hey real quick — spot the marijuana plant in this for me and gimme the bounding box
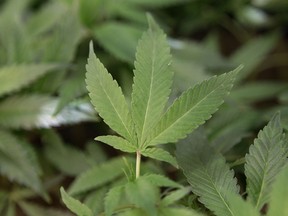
[61,16,242,216]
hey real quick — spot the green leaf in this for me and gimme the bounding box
[104,185,124,216]
[93,22,143,63]
[43,130,91,176]
[176,130,239,216]
[84,187,108,215]
[268,165,288,216]
[96,135,136,153]
[141,147,178,167]
[131,16,173,146]
[146,67,241,146]
[0,95,95,129]
[60,187,93,216]
[230,33,278,81]
[54,73,87,115]
[18,201,71,216]
[226,193,260,216]
[68,157,125,195]
[124,0,188,7]
[142,174,182,188]
[161,187,191,206]
[230,81,288,103]
[245,112,287,210]
[86,42,136,143]
[0,130,44,195]
[0,64,58,97]
[159,207,204,216]
[125,177,158,216]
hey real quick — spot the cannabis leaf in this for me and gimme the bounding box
[176,129,239,216]
[245,112,287,210]
[145,67,241,147]
[0,64,58,97]
[60,187,93,216]
[267,165,288,216]
[104,185,124,216]
[86,43,136,143]
[68,157,126,195]
[131,15,173,145]
[0,130,44,195]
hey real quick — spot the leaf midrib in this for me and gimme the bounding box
[92,64,134,143]
[139,35,157,145]
[147,80,229,145]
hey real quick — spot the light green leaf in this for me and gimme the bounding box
[86,43,136,143]
[142,174,181,188]
[230,81,288,103]
[84,187,108,215]
[268,165,288,216]
[0,95,95,129]
[159,207,204,216]
[125,177,158,216]
[161,187,191,206]
[0,130,44,195]
[93,22,142,63]
[230,33,278,81]
[0,64,58,97]
[131,16,173,145]
[18,201,71,216]
[141,147,178,167]
[226,193,260,216]
[43,130,91,176]
[104,185,124,216]
[245,112,287,210]
[124,0,188,7]
[54,73,87,115]
[96,135,136,153]
[68,157,125,195]
[176,130,239,216]
[5,203,16,216]
[60,187,93,216]
[146,67,241,146]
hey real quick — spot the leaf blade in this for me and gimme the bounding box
[131,17,173,145]
[60,187,93,216]
[86,43,136,143]
[176,130,239,216]
[147,67,240,146]
[245,112,287,210]
[141,147,178,167]
[96,135,136,153]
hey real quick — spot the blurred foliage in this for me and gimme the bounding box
[0,0,287,215]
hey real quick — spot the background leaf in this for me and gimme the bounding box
[176,129,239,216]
[245,112,287,210]
[60,187,93,216]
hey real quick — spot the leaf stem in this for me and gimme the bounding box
[136,150,141,179]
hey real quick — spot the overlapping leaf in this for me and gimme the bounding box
[86,43,136,143]
[96,135,136,153]
[60,187,93,216]
[267,165,288,216]
[176,130,239,216]
[245,113,287,210]
[131,16,173,145]
[0,64,58,97]
[0,95,95,129]
[146,67,240,146]
[0,130,43,195]
[141,147,177,167]
[68,157,126,195]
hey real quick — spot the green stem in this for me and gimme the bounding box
[136,150,141,179]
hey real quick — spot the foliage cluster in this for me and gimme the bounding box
[0,0,288,215]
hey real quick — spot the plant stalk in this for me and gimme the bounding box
[136,150,141,179]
